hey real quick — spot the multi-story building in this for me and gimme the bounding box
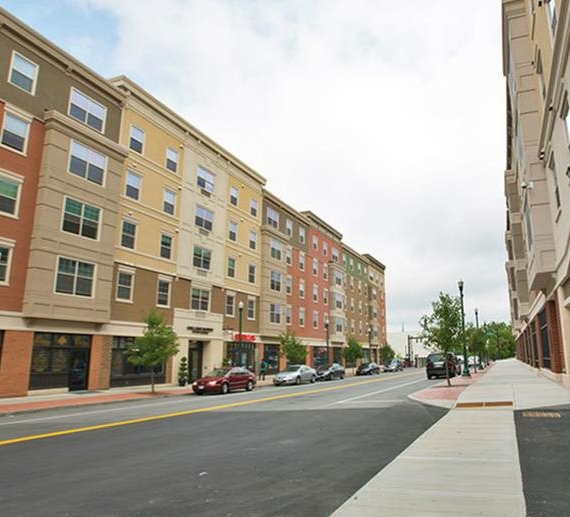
[364,253,387,360]
[502,0,570,388]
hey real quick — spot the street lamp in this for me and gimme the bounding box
[238,301,244,367]
[368,325,373,362]
[458,280,470,377]
[474,308,480,372]
[324,317,330,362]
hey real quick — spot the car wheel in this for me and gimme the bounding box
[340,373,344,380]
[328,373,333,381]
[310,375,316,383]
[196,391,204,395]
[221,383,229,394]
[246,380,254,391]
[295,376,301,385]
[427,374,431,380]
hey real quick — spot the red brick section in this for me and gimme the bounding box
[412,369,490,402]
[0,331,34,397]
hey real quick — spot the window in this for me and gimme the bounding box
[0,243,13,284]
[335,271,343,287]
[285,276,292,295]
[335,293,344,310]
[55,257,94,297]
[247,299,255,319]
[160,234,172,259]
[193,246,211,270]
[299,308,305,327]
[249,230,257,250]
[335,318,343,333]
[313,284,318,303]
[270,239,282,260]
[227,257,236,277]
[312,259,318,276]
[121,220,136,249]
[1,111,30,153]
[547,154,561,210]
[0,173,21,216]
[226,294,235,316]
[270,303,281,324]
[299,227,306,244]
[332,248,339,262]
[163,190,175,215]
[230,186,238,206]
[312,235,318,250]
[547,0,557,32]
[564,93,570,144]
[195,206,213,231]
[69,88,106,132]
[250,199,258,217]
[323,289,329,305]
[285,219,293,236]
[69,141,106,185]
[191,288,210,311]
[286,305,292,324]
[299,252,305,271]
[299,279,305,299]
[157,279,170,307]
[116,270,133,301]
[270,271,282,291]
[323,264,328,280]
[323,242,328,256]
[248,264,256,283]
[267,207,279,228]
[285,248,292,265]
[197,166,215,193]
[129,125,144,154]
[166,148,178,173]
[9,52,38,94]
[313,311,319,329]
[229,221,237,241]
[61,197,100,240]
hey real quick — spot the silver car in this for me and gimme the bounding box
[273,364,316,386]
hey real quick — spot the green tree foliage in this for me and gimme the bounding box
[483,321,515,360]
[178,356,188,386]
[419,292,462,386]
[342,336,363,371]
[279,331,307,364]
[379,343,396,364]
[127,310,179,393]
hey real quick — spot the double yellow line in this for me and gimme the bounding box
[0,374,414,446]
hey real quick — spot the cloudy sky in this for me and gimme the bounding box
[1,0,508,332]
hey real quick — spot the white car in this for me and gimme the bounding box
[273,364,316,386]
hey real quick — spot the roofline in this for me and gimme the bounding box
[300,210,343,240]
[363,253,386,271]
[263,189,312,224]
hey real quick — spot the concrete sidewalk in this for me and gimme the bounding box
[330,358,570,517]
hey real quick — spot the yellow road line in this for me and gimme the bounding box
[0,373,417,447]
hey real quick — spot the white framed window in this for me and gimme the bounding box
[61,197,100,240]
[563,93,570,144]
[230,186,238,206]
[323,242,328,256]
[227,257,236,277]
[299,252,305,271]
[313,311,319,329]
[191,288,210,311]
[197,166,215,193]
[160,233,173,259]
[193,246,211,270]
[335,317,343,333]
[299,279,305,299]
[332,248,339,262]
[69,88,106,132]
[250,199,258,217]
[229,221,237,241]
[312,235,318,250]
[163,189,175,215]
[0,239,15,285]
[121,220,137,249]
[157,278,171,307]
[285,247,292,265]
[55,256,95,297]
[286,305,292,325]
[312,258,318,276]
[323,289,329,305]
[299,227,306,244]
[323,264,328,280]
[249,230,257,250]
[129,125,144,154]
[8,51,39,94]
[299,307,305,327]
[312,284,318,303]
[267,207,279,228]
[195,206,214,232]
[335,293,343,309]
[166,148,178,173]
[270,303,281,324]
[226,294,235,316]
[0,171,23,217]
[1,110,31,154]
[285,219,293,236]
[270,271,282,291]
[270,239,282,260]
[547,0,557,32]
[285,276,292,295]
[69,140,106,186]
[124,171,142,200]
[247,298,256,320]
[116,269,134,302]
[248,263,256,283]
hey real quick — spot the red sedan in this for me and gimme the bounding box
[192,367,257,395]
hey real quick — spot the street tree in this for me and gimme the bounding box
[127,310,179,393]
[483,321,515,360]
[379,343,396,364]
[279,331,307,364]
[342,336,363,372]
[419,292,462,386]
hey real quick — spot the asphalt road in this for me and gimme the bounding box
[515,404,570,517]
[0,371,446,517]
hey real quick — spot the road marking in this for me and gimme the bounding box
[0,373,421,447]
[333,378,427,405]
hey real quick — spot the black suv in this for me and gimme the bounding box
[426,352,459,379]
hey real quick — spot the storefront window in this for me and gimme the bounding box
[110,336,165,387]
[226,342,255,370]
[312,346,329,368]
[263,344,280,374]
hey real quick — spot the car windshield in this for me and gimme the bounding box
[316,365,330,372]
[205,368,229,377]
[283,365,301,372]
[429,354,444,362]
[360,363,369,368]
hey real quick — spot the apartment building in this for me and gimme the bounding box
[502,0,570,388]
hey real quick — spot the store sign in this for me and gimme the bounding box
[187,327,213,335]
[233,333,256,342]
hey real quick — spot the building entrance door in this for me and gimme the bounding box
[68,347,89,391]
[188,342,204,382]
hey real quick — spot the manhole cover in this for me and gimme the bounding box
[522,411,561,418]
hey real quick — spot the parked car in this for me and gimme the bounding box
[355,362,381,375]
[273,365,316,386]
[315,363,345,381]
[192,367,256,395]
[426,352,459,379]
[384,359,403,372]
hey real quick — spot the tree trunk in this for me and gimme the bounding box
[445,359,451,387]
[151,370,155,393]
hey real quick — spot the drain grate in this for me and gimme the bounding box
[455,401,513,408]
[522,411,561,418]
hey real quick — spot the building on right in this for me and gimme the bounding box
[502,0,570,388]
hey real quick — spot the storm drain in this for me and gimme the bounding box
[455,401,513,408]
[521,411,561,418]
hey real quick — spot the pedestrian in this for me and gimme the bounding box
[259,359,267,380]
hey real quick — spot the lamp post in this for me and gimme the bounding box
[474,308,480,372]
[238,300,244,368]
[324,317,330,363]
[458,280,470,377]
[368,325,373,363]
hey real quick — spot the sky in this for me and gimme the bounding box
[0,0,509,333]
